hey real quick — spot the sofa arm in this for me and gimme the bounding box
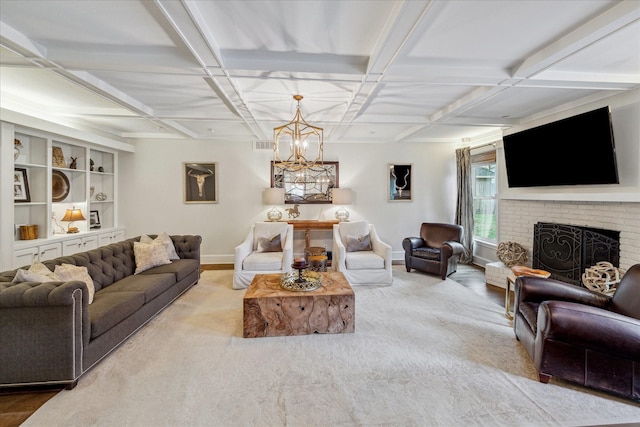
[442,240,464,258]
[402,237,424,254]
[370,227,392,267]
[171,235,202,261]
[0,280,89,307]
[516,276,610,308]
[538,300,640,361]
[0,281,89,386]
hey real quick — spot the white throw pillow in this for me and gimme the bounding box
[134,240,172,274]
[140,232,179,260]
[11,262,58,284]
[253,222,288,251]
[54,264,96,304]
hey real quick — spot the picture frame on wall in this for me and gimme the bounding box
[14,168,31,203]
[184,162,217,203]
[271,161,339,204]
[89,210,101,229]
[388,163,412,201]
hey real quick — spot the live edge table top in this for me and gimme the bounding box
[243,272,355,338]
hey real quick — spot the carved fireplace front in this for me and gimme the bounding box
[532,222,620,286]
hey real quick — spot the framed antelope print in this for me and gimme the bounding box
[388,163,412,201]
[184,162,217,203]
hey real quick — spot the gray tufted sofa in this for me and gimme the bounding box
[0,234,201,389]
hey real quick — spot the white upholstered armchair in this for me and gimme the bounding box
[332,221,392,285]
[233,222,294,289]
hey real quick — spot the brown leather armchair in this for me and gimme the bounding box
[514,263,640,402]
[402,223,464,280]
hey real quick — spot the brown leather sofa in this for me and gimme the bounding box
[402,223,464,280]
[513,263,640,401]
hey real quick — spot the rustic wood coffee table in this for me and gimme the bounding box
[243,272,355,338]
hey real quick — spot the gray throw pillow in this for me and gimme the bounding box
[257,234,282,252]
[346,234,371,252]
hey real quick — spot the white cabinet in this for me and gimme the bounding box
[98,229,126,247]
[62,235,98,256]
[13,242,62,267]
[1,121,124,270]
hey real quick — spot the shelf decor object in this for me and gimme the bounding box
[13,168,30,202]
[273,94,323,172]
[61,207,86,233]
[52,146,66,168]
[52,170,70,202]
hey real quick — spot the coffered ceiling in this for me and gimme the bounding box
[1,0,638,145]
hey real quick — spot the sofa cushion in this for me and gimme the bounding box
[89,291,145,339]
[346,234,371,252]
[243,251,283,271]
[54,264,95,304]
[253,222,288,251]
[345,251,384,270]
[257,234,282,253]
[99,273,175,303]
[139,259,199,282]
[140,232,180,260]
[11,262,57,284]
[413,247,441,261]
[339,221,369,248]
[133,240,172,274]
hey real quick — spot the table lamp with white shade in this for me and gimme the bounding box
[332,188,352,221]
[264,188,285,221]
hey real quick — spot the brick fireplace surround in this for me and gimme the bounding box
[499,200,640,273]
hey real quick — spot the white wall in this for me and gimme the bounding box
[119,140,458,264]
[496,93,640,273]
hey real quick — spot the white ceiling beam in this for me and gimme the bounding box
[154,0,269,140]
[511,1,640,79]
[2,16,201,139]
[332,1,437,140]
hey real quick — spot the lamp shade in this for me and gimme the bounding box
[332,188,352,205]
[61,208,85,222]
[264,188,285,205]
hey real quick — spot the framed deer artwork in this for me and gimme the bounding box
[388,163,412,201]
[184,162,217,203]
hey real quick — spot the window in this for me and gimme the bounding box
[471,151,497,242]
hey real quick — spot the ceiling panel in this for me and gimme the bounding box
[0,0,637,145]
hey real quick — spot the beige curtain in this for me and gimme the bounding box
[455,147,474,264]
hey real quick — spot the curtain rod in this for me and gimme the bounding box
[469,141,497,151]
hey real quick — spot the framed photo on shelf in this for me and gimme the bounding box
[388,163,412,202]
[89,210,101,229]
[14,168,31,202]
[184,162,217,203]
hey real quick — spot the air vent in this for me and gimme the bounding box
[254,140,273,151]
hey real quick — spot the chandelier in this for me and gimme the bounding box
[273,95,323,171]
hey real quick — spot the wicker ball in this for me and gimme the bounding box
[582,262,620,296]
[496,241,528,267]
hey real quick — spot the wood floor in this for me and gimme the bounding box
[0,263,499,427]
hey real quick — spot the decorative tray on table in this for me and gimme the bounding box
[280,258,322,291]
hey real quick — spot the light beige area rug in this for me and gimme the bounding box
[24,267,640,426]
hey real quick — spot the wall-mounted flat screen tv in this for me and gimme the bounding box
[503,106,619,188]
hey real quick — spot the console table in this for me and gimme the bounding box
[287,219,339,247]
